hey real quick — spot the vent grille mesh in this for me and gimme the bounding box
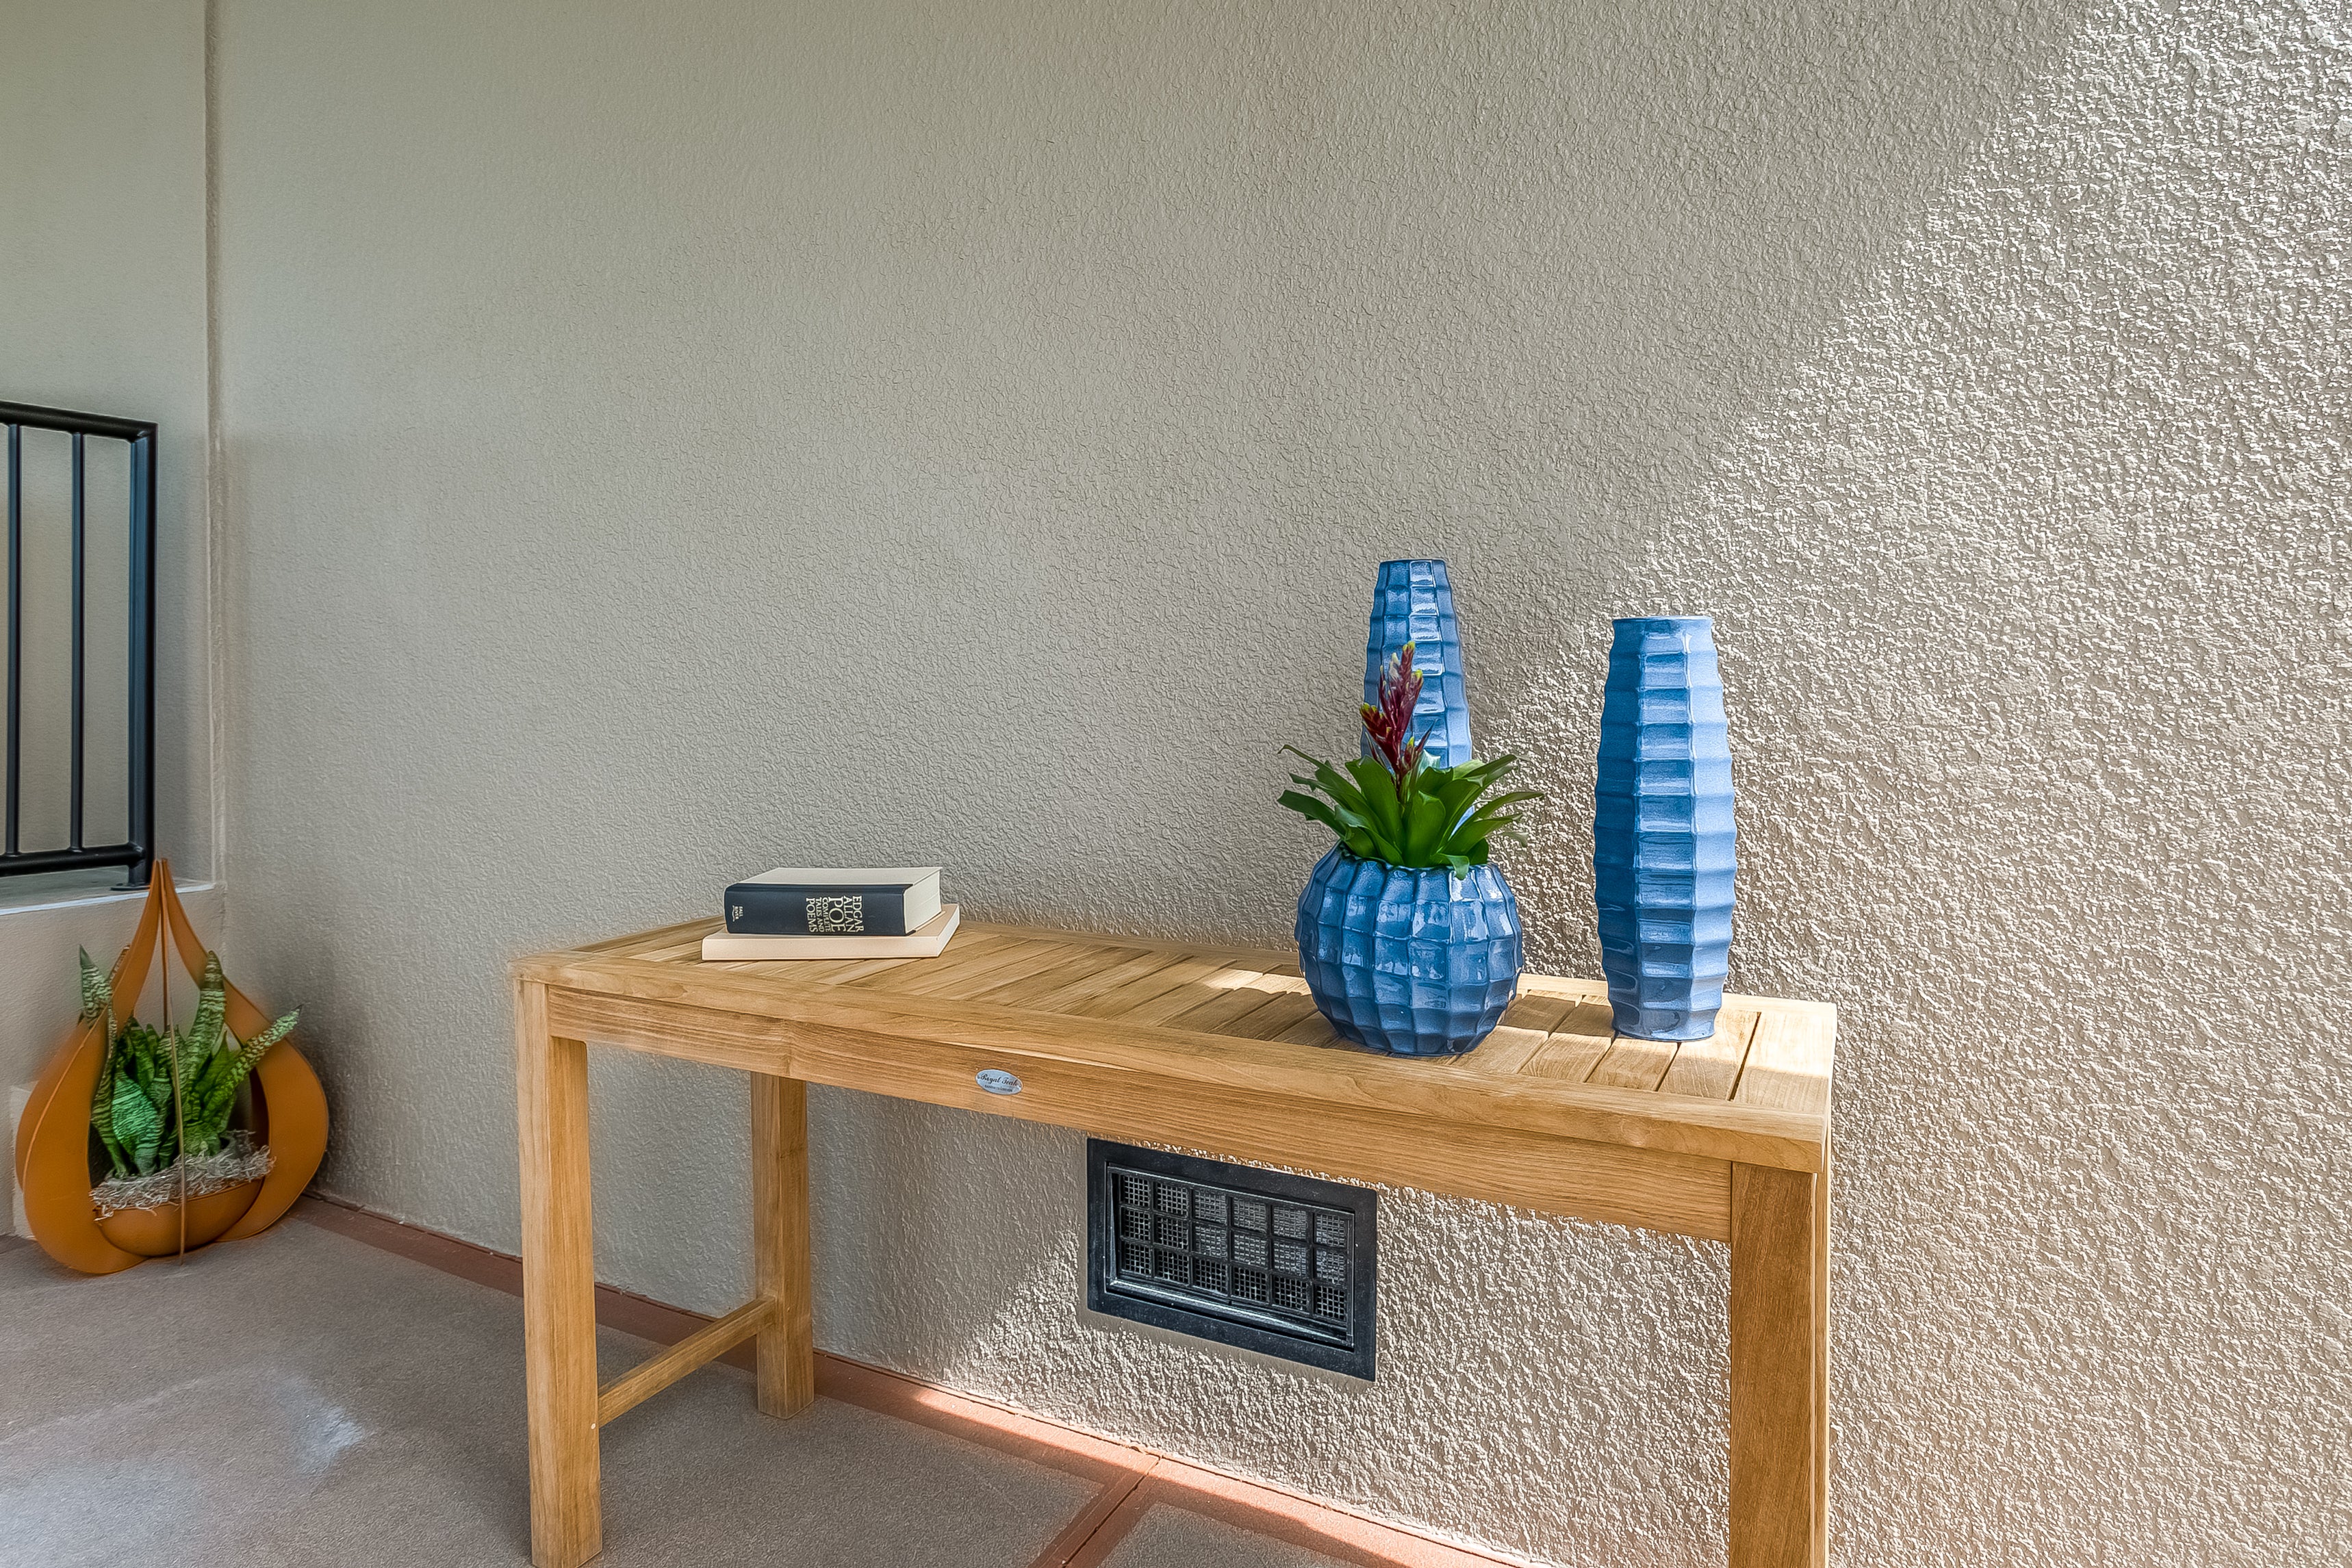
[1109,1165,1353,1328]
[1087,1140,1377,1378]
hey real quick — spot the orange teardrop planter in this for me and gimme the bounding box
[11,862,328,1274]
[95,1177,266,1257]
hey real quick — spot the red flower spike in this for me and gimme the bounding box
[1360,643,1427,791]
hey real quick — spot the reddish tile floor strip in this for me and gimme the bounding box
[1025,1465,1151,1568]
[1085,1469,1518,1568]
[288,1195,1524,1568]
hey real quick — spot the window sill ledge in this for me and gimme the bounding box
[0,873,216,919]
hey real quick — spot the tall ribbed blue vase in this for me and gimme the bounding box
[1593,616,1736,1041]
[1293,559,1518,1056]
[1364,560,1472,769]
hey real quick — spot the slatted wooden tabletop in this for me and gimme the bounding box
[626,920,1826,1083]
[517,917,1834,1242]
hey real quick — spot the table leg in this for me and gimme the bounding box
[752,1073,815,1417]
[1729,1161,1824,1568]
[1814,1144,1832,1558]
[517,981,602,1568]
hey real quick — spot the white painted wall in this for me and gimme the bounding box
[0,0,217,1229]
[202,0,2352,1562]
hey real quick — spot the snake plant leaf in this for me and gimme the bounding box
[190,1040,242,1116]
[119,1021,157,1092]
[90,1052,130,1178]
[240,1010,298,1062]
[187,1010,301,1155]
[123,1044,163,1111]
[77,948,111,1024]
[186,1057,235,1154]
[141,1044,175,1111]
[175,1024,210,1098]
[123,1024,183,1170]
[111,1076,164,1175]
[187,953,228,1062]
[188,1045,231,1103]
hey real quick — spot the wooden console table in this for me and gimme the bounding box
[513,918,1835,1568]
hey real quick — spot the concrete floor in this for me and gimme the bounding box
[1100,1509,1353,1568]
[0,1221,1365,1568]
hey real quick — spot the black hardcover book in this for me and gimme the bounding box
[722,868,942,937]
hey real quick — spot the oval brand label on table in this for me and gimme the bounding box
[975,1068,1022,1096]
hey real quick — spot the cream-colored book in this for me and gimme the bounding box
[700,903,960,961]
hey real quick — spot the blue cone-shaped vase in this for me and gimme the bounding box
[1593,616,1736,1041]
[1295,847,1522,1056]
[1364,560,1472,769]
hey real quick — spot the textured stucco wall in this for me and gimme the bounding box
[0,0,216,1228]
[209,1,2349,1563]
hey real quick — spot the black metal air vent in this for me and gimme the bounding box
[1086,1140,1376,1380]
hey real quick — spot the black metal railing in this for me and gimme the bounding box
[1,400,155,886]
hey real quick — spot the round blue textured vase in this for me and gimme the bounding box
[1294,848,1522,1057]
[1593,615,1737,1041]
[1363,559,1474,769]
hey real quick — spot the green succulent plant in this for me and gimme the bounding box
[1279,643,1543,873]
[81,949,297,1179]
